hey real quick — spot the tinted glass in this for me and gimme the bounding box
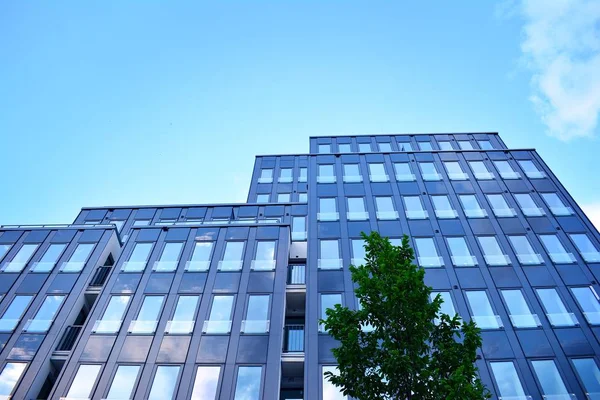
[234,366,262,400]
[191,366,221,400]
[106,365,140,399]
[66,364,102,398]
[148,366,180,400]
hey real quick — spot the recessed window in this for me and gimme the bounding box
[93,295,131,333]
[318,240,341,270]
[569,234,600,263]
[444,161,468,180]
[122,242,153,272]
[477,236,510,266]
[531,360,572,399]
[234,366,262,400]
[431,195,458,219]
[258,169,273,184]
[540,193,573,216]
[278,168,293,183]
[490,362,527,399]
[378,142,392,152]
[347,197,368,221]
[318,198,339,221]
[351,239,366,266]
[514,193,545,217]
[414,238,443,267]
[486,194,516,217]
[277,193,291,203]
[186,241,214,271]
[368,163,388,182]
[571,287,600,325]
[166,296,199,334]
[446,237,477,266]
[298,193,308,203]
[419,162,441,181]
[292,216,307,241]
[358,143,371,152]
[459,195,487,218]
[252,241,276,271]
[2,244,39,273]
[493,161,520,179]
[320,294,342,332]
[419,141,433,151]
[318,144,331,154]
[536,288,577,327]
[518,160,546,179]
[105,365,140,400]
[0,362,27,398]
[322,366,346,399]
[500,289,540,328]
[438,141,453,150]
[458,140,474,150]
[242,295,270,333]
[204,295,234,334]
[219,242,245,271]
[468,161,494,180]
[31,244,66,272]
[148,365,180,400]
[375,197,398,220]
[477,140,494,150]
[338,143,351,153]
[298,167,307,182]
[539,234,576,264]
[508,236,543,265]
[393,162,415,181]
[191,366,221,400]
[397,141,413,151]
[24,295,65,333]
[65,364,102,399]
[317,165,336,183]
[403,196,428,219]
[129,296,164,334]
[465,291,502,329]
[572,358,600,396]
[430,292,456,323]
[343,164,362,183]
[0,295,33,332]
[153,242,184,272]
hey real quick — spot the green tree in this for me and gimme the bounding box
[321,232,491,400]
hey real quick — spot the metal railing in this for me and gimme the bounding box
[56,325,82,351]
[89,266,112,287]
[284,325,304,352]
[287,265,305,285]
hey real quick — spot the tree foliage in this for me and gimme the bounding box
[320,232,491,400]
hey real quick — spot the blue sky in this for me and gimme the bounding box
[0,1,599,226]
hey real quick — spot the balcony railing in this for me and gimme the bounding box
[56,325,83,351]
[284,325,304,352]
[89,266,111,287]
[288,265,305,285]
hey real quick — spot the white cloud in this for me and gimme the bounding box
[511,0,600,140]
[582,202,600,231]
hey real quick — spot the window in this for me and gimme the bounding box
[465,291,502,329]
[219,241,245,271]
[25,295,65,332]
[430,292,457,323]
[438,141,453,150]
[299,167,307,182]
[105,365,140,400]
[186,241,214,271]
[531,360,572,398]
[343,164,362,182]
[166,295,199,334]
[0,244,11,262]
[2,244,38,272]
[494,160,520,179]
[338,143,351,153]
[133,219,150,226]
[459,194,487,218]
[277,193,290,203]
[458,140,474,150]
[153,242,184,272]
[256,194,269,203]
[419,141,433,151]
[279,168,293,183]
[323,366,346,400]
[378,142,391,152]
[468,161,494,180]
[518,160,545,179]
[572,358,600,396]
[431,195,457,219]
[368,163,388,182]
[358,143,371,152]
[393,162,415,181]
[539,234,576,264]
[122,242,153,272]
[501,289,540,328]
[446,237,477,266]
[298,193,308,203]
[242,295,270,333]
[318,144,330,154]
[351,239,366,266]
[110,219,125,232]
[0,362,27,398]
[0,295,33,332]
[61,243,95,272]
[478,140,494,150]
[292,216,307,241]
[317,164,335,183]
[514,193,545,217]
[65,364,102,399]
[477,236,510,266]
[570,234,600,262]
[93,295,131,333]
[444,161,468,180]
[419,162,441,181]
[204,295,234,334]
[486,194,516,217]
[540,193,573,216]
[403,196,428,219]
[571,287,600,325]
[318,198,339,221]
[234,366,262,400]
[414,238,443,267]
[346,197,368,220]
[397,141,413,151]
[31,243,66,272]
[508,236,543,265]
[252,241,276,270]
[129,296,164,334]
[536,288,577,327]
[490,362,527,399]
[319,240,341,269]
[320,294,342,332]
[375,197,398,220]
[156,218,176,226]
[191,366,221,400]
[148,365,180,400]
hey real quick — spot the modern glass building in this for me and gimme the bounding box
[1,132,600,399]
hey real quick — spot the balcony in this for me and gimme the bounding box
[202,320,232,334]
[405,210,428,219]
[484,254,511,266]
[376,211,399,220]
[287,265,305,286]
[435,209,458,219]
[509,314,542,328]
[241,320,270,334]
[546,312,578,327]
[583,312,600,325]
[89,266,112,287]
[30,261,56,273]
[499,171,521,180]
[548,252,576,264]
[217,260,243,271]
[343,175,362,183]
[471,315,503,329]
[1,262,26,273]
[582,252,600,263]
[152,260,178,272]
[464,208,488,218]
[521,207,545,217]
[251,259,276,271]
[317,212,339,222]
[23,319,53,333]
[550,206,573,216]
[448,172,469,180]
[318,259,343,270]
[516,253,544,265]
[92,320,122,334]
[524,171,546,179]
[417,256,444,268]
[474,172,494,180]
[369,174,389,183]
[165,320,195,334]
[60,261,85,273]
[56,325,82,351]
[257,177,273,184]
[128,320,158,334]
[493,208,517,217]
[422,172,442,181]
[396,173,416,182]
[120,261,147,272]
[0,319,19,332]
[347,211,369,221]
[451,255,478,267]
[184,260,210,272]
[317,176,336,184]
[284,325,304,353]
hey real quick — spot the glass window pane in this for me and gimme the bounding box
[321,294,342,319]
[260,169,273,179]
[404,196,424,212]
[191,242,213,262]
[531,360,570,396]
[0,244,11,262]
[508,236,541,264]
[320,198,337,213]
[69,243,94,262]
[477,236,503,256]
[209,296,234,321]
[0,362,27,396]
[490,362,526,398]
[438,141,453,150]
[466,291,494,316]
[191,366,221,400]
[3,244,38,272]
[347,198,365,213]
[419,142,433,151]
[494,161,519,178]
[419,162,439,180]
[431,292,456,317]
[256,194,269,203]
[572,287,600,324]
[292,217,306,233]
[394,162,414,180]
[478,140,493,150]
[28,295,65,331]
[397,141,412,151]
[358,143,371,152]
[518,160,544,178]
[173,296,199,321]
[571,234,600,259]
[338,143,351,153]
[323,366,346,400]
[160,242,183,261]
[572,358,600,395]
[148,366,180,400]
[432,196,452,210]
[234,366,262,400]
[537,288,572,326]
[255,242,275,260]
[487,194,509,210]
[458,140,474,150]
[444,161,466,179]
[343,164,360,177]
[415,238,439,257]
[368,163,385,176]
[39,244,67,264]
[102,296,131,321]
[246,295,269,321]
[299,168,307,181]
[136,296,164,321]
[298,193,308,203]
[223,242,244,261]
[318,165,334,177]
[106,365,140,399]
[318,144,331,154]
[540,235,568,254]
[320,240,339,259]
[0,295,33,330]
[378,142,391,152]
[66,364,102,398]
[129,243,153,262]
[351,240,366,265]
